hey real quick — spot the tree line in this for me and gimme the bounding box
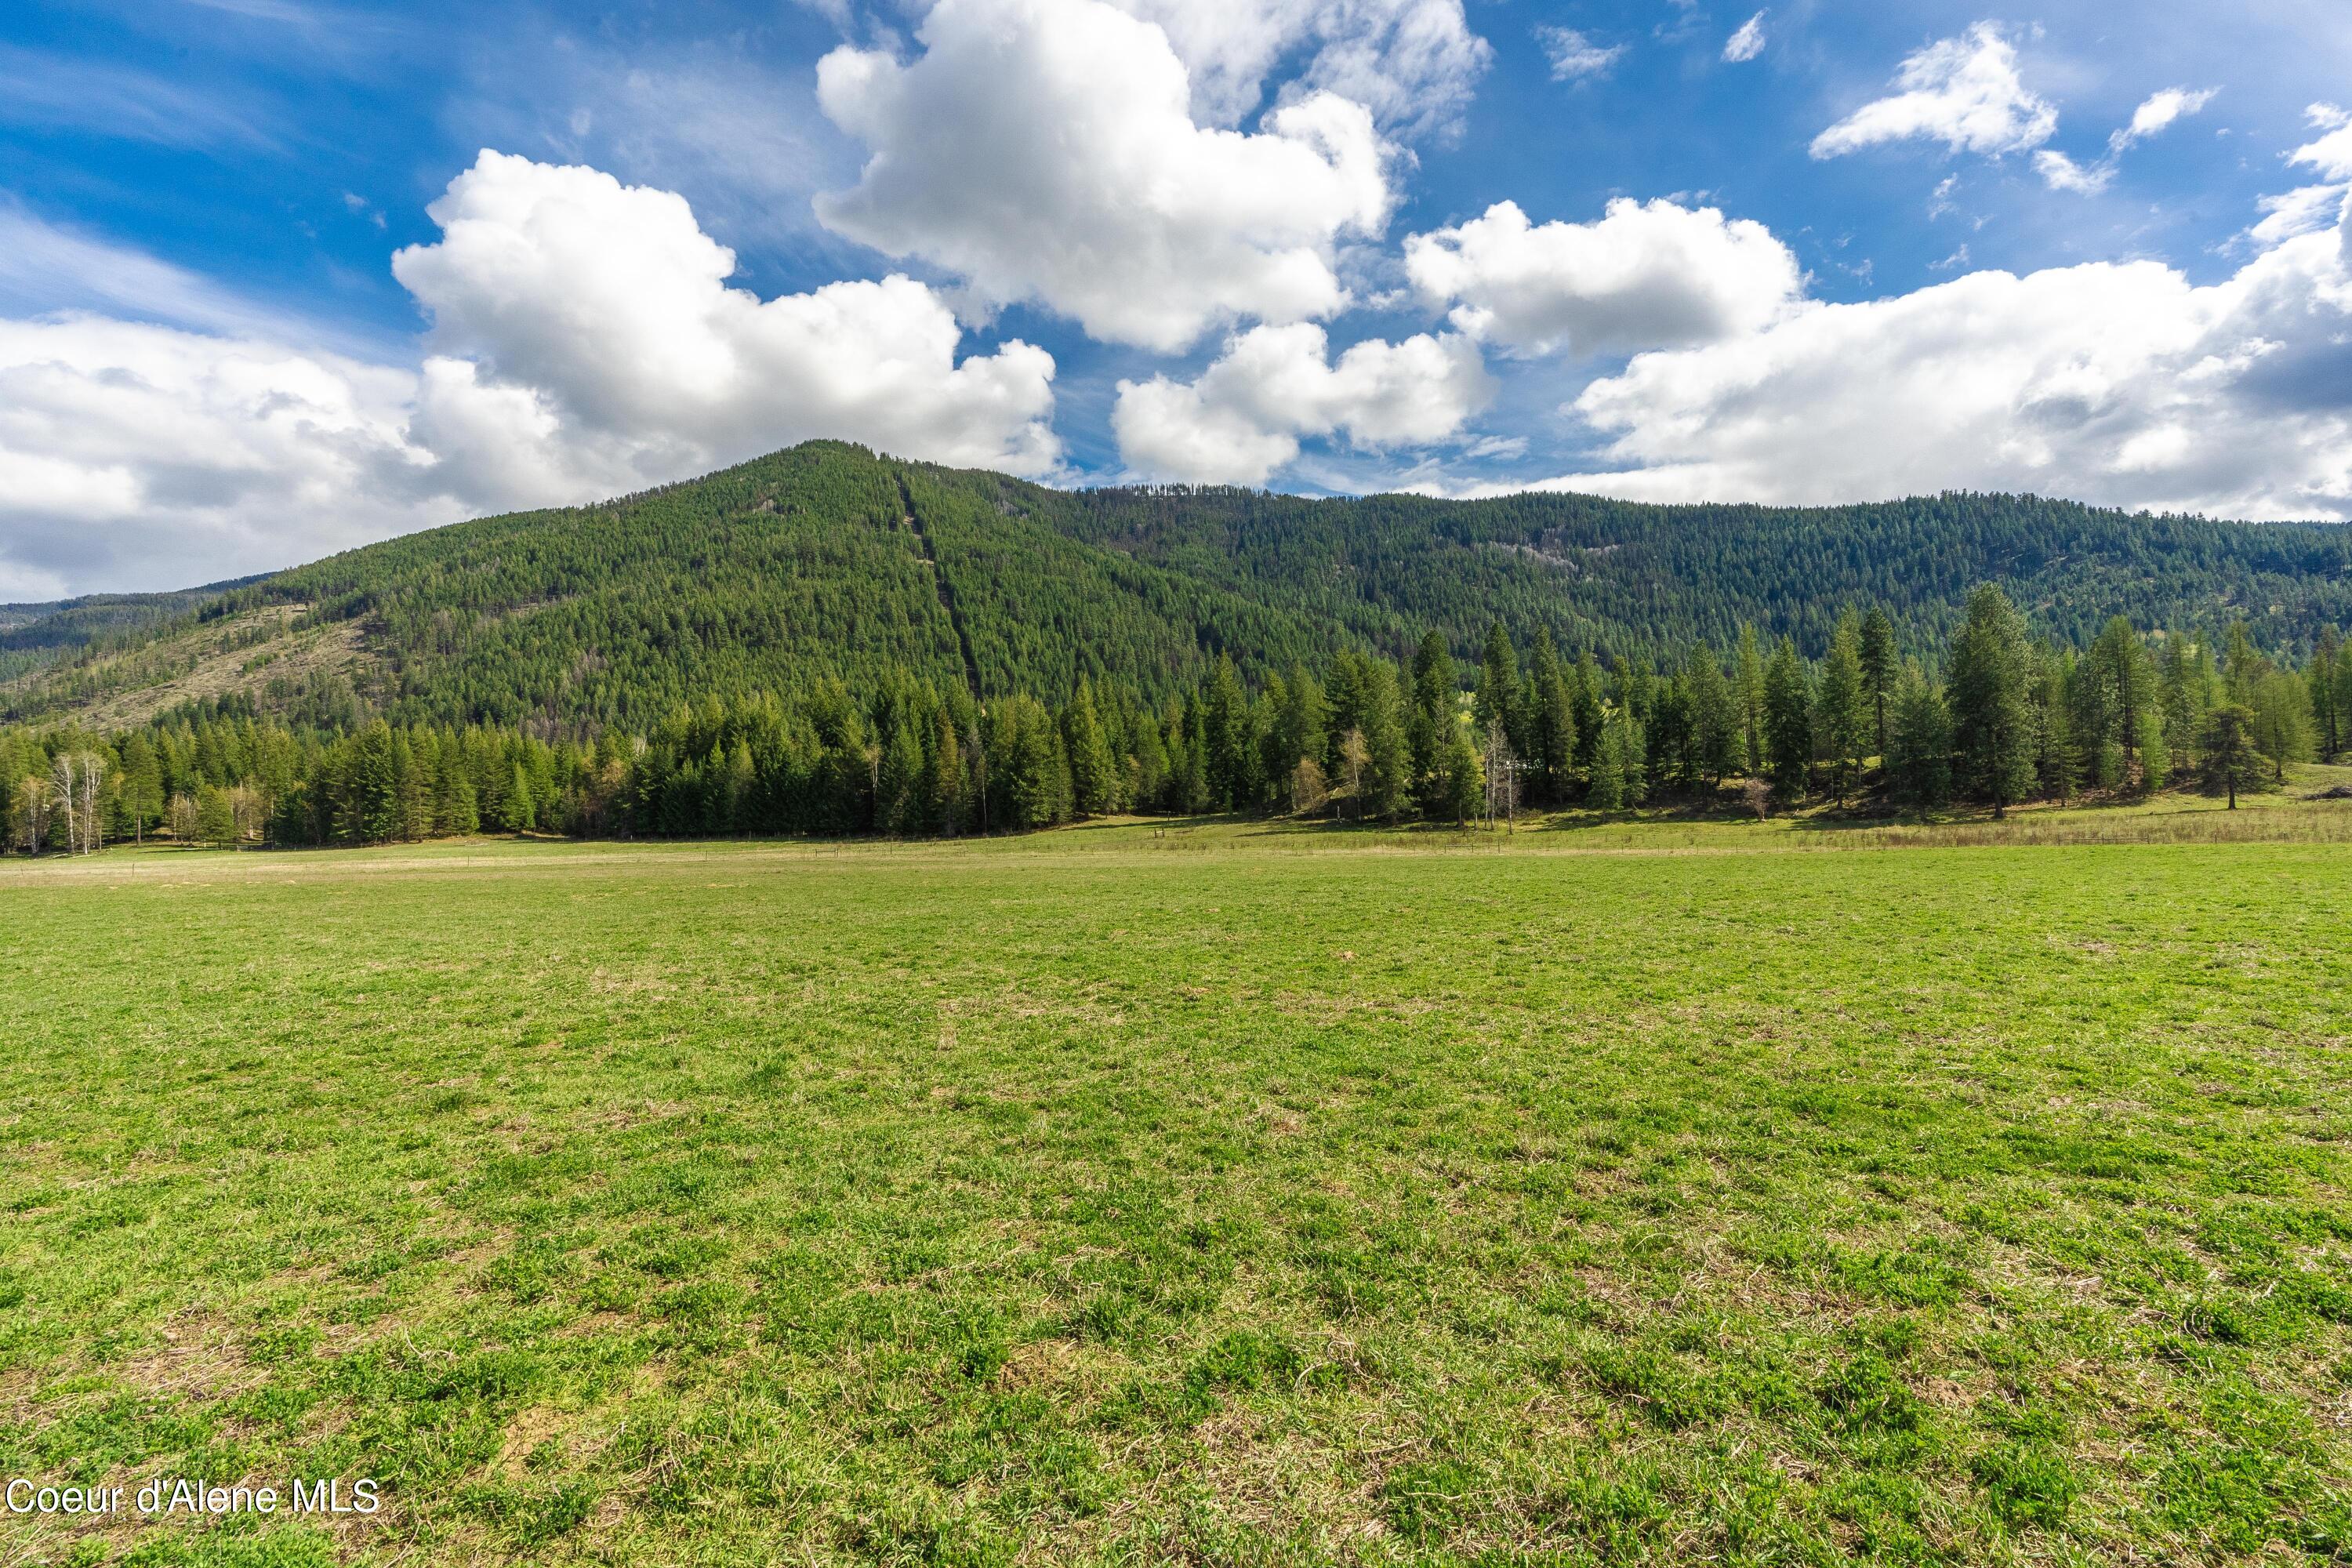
[5,586,2347,853]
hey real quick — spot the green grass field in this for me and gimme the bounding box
[2,815,2349,1565]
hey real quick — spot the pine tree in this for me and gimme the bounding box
[2198,704,2267,808]
[1203,655,1251,811]
[1814,612,1868,805]
[1587,716,1628,811]
[1947,584,2037,817]
[506,763,538,833]
[196,784,238,848]
[927,710,967,833]
[1360,661,1413,820]
[1063,680,1118,817]
[2310,626,2343,760]
[1408,632,1454,804]
[2158,633,2209,778]
[118,731,163,844]
[1474,623,1519,750]
[1858,607,1897,764]
[1571,650,1606,779]
[2089,616,2161,793]
[1526,631,1575,803]
[2336,638,2352,762]
[1762,637,1813,803]
[1267,666,1327,800]
[2223,621,2265,703]
[2033,658,2081,804]
[1685,651,1738,790]
[877,718,924,834]
[434,746,480,835]
[2248,671,2314,782]
[1436,720,1484,825]
[1886,669,1953,810]
[1733,623,1767,777]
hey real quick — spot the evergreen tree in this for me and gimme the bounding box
[2032,655,2081,804]
[1886,669,1953,811]
[1733,622,1767,777]
[1436,720,1484,825]
[2337,637,2352,761]
[927,710,968,833]
[1407,632,1454,806]
[1359,660,1413,819]
[1858,606,1897,763]
[434,746,480,835]
[1526,631,1575,803]
[1947,584,2037,817]
[1266,667,1327,802]
[1685,651,1738,790]
[2248,671,2315,783]
[2158,632,2210,778]
[1570,650,1606,780]
[1062,680,1118,817]
[1474,623,1520,753]
[1201,655,1250,810]
[1587,717,1628,812]
[878,718,925,834]
[2198,704,2267,808]
[1762,637,1813,803]
[506,763,538,833]
[1814,612,1868,804]
[2088,616,2161,793]
[2223,621,2265,702]
[2309,626,2343,760]
[118,731,163,844]
[196,784,238,848]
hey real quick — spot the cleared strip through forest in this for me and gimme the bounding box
[898,470,984,700]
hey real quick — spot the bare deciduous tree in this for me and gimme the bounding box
[167,793,199,845]
[16,775,54,854]
[1338,728,1370,820]
[1482,720,1519,832]
[50,752,106,855]
[1290,757,1330,816]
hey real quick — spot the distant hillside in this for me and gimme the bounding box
[5,441,2348,731]
[0,580,260,688]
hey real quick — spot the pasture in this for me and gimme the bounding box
[2,818,2347,1564]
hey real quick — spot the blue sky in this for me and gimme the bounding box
[5,0,2352,594]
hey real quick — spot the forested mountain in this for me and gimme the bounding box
[0,579,261,687]
[5,438,2349,733]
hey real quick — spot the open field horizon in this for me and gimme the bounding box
[4,818,2348,1565]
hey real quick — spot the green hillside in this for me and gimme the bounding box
[5,439,2348,731]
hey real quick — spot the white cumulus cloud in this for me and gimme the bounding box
[1528,229,2352,521]
[1403,198,1804,357]
[1,153,1062,595]
[813,0,1394,353]
[1114,322,1490,485]
[2293,103,2352,180]
[0,314,452,596]
[1722,12,1766,64]
[394,151,1061,497]
[1106,0,1490,140]
[1812,24,2056,160]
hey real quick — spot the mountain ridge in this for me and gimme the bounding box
[6,440,2349,732]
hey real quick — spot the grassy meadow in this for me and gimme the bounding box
[2,806,2349,1565]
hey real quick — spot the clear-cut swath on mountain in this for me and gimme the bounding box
[5,440,2348,733]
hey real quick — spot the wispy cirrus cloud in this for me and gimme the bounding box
[1536,25,1625,83]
